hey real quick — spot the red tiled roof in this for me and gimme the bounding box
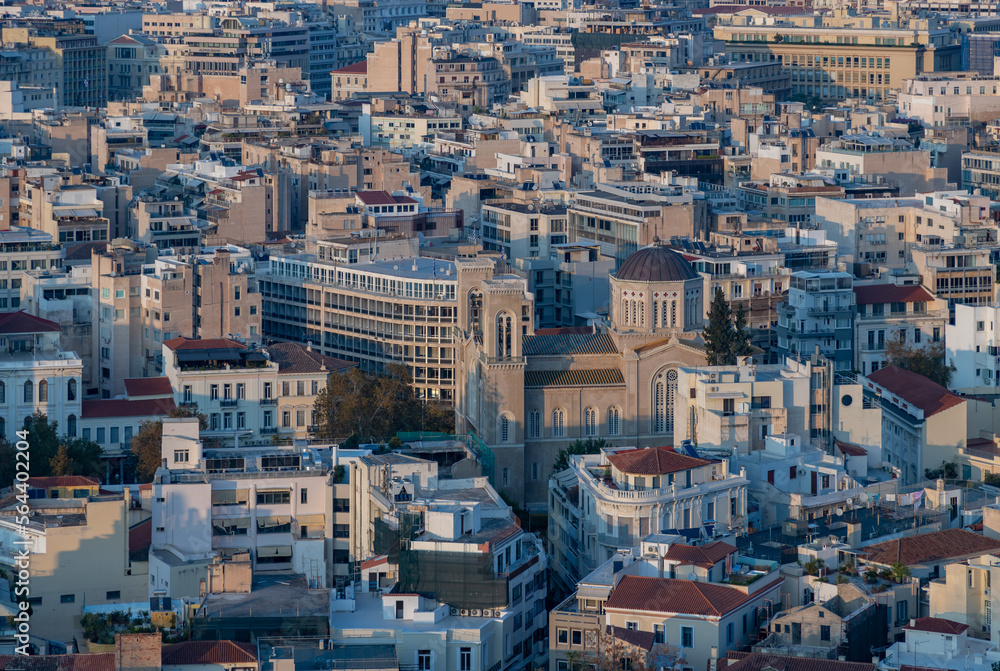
[360,554,389,570]
[0,653,115,671]
[867,366,964,418]
[663,540,737,568]
[853,284,935,305]
[903,617,968,635]
[533,326,595,336]
[607,625,655,651]
[719,652,875,671]
[129,518,151,557]
[28,476,99,489]
[836,440,868,458]
[394,195,418,204]
[124,377,174,398]
[607,446,710,476]
[163,336,246,351]
[161,641,257,666]
[267,342,356,375]
[604,575,775,617]
[0,310,60,334]
[355,191,397,206]
[82,398,177,419]
[333,61,367,74]
[862,528,1000,566]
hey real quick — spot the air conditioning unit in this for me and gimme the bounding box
[460,609,470,617]
[986,588,991,596]
[709,373,717,382]
[450,607,459,616]
[798,467,807,476]
[471,609,482,617]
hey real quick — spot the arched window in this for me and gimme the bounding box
[500,414,512,443]
[67,379,77,402]
[469,289,483,335]
[528,410,540,438]
[622,298,628,325]
[639,301,645,327]
[653,380,665,433]
[38,379,48,403]
[608,406,621,436]
[552,408,565,438]
[496,311,513,358]
[23,381,33,404]
[670,300,677,327]
[666,369,678,432]
[67,414,77,438]
[585,407,598,436]
[631,301,637,326]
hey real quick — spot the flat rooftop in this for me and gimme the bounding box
[200,574,330,619]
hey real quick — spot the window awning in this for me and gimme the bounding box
[211,489,249,505]
[214,518,250,529]
[219,547,251,557]
[257,545,292,558]
[296,514,325,525]
[257,487,291,494]
[257,516,291,526]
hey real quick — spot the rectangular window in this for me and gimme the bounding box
[821,625,831,641]
[106,590,121,600]
[301,489,308,504]
[60,594,75,604]
[256,490,290,505]
[681,626,694,648]
[460,648,472,671]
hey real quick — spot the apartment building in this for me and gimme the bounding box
[1,28,108,108]
[549,445,749,586]
[910,244,996,311]
[330,62,368,101]
[0,488,148,645]
[511,242,615,329]
[817,190,995,270]
[962,150,1000,199]
[861,366,965,484]
[181,18,309,75]
[854,279,948,376]
[815,135,949,197]
[569,184,708,267]
[363,105,463,150]
[163,336,354,444]
[20,180,109,244]
[482,201,569,261]
[899,75,1000,126]
[927,553,1000,644]
[945,303,1000,392]
[107,34,163,102]
[260,250,458,402]
[714,10,960,101]
[80,377,176,461]
[0,310,83,441]
[776,271,856,372]
[151,417,355,591]
[428,52,511,111]
[739,174,845,228]
[0,226,63,311]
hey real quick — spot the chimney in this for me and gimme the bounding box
[657,554,664,579]
[115,634,161,671]
[709,647,719,671]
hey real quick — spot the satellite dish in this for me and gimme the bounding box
[845,498,855,508]
[835,508,844,516]
[687,571,697,581]
[859,493,869,503]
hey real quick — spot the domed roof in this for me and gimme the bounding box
[614,245,700,283]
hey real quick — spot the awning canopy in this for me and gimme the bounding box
[296,514,325,525]
[257,545,292,558]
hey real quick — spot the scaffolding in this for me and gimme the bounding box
[398,548,508,611]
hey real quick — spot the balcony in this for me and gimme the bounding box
[259,398,277,406]
[220,399,238,408]
[260,427,278,435]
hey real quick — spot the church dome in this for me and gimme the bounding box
[614,245,700,283]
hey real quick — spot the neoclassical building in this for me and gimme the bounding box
[454,244,709,508]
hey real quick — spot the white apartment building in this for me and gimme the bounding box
[260,251,459,402]
[151,418,360,592]
[0,226,63,312]
[549,445,749,587]
[899,75,1000,127]
[947,303,1000,392]
[163,336,355,445]
[0,311,83,441]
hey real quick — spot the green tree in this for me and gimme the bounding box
[704,287,734,366]
[884,332,955,388]
[49,444,75,476]
[732,303,752,359]
[889,561,911,584]
[130,405,207,483]
[552,438,607,476]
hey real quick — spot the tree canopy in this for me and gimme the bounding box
[0,412,104,486]
[704,288,753,366]
[552,438,607,476]
[883,332,954,388]
[313,364,454,443]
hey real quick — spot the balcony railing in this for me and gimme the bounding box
[220,399,238,408]
[259,398,277,406]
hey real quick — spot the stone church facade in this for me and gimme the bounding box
[454,244,712,508]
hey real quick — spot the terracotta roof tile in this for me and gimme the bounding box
[163,336,246,351]
[867,365,964,417]
[719,652,875,671]
[124,377,174,398]
[524,368,625,388]
[0,310,60,334]
[333,61,367,74]
[607,625,655,651]
[608,446,710,476]
[82,398,177,419]
[0,653,115,671]
[522,332,618,356]
[862,528,1000,566]
[604,575,775,617]
[161,641,257,666]
[903,617,968,635]
[266,342,356,375]
[663,540,737,568]
[836,440,868,458]
[853,284,935,306]
[355,191,397,206]
[533,326,595,335]
[129,518,151,559]
[28,476,100,489]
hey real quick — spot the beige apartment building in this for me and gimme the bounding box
[0,491,149,645]
[365,28,433,95]
[714,9,961,101]
[92,241,261,397]
[20,179,110,244]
